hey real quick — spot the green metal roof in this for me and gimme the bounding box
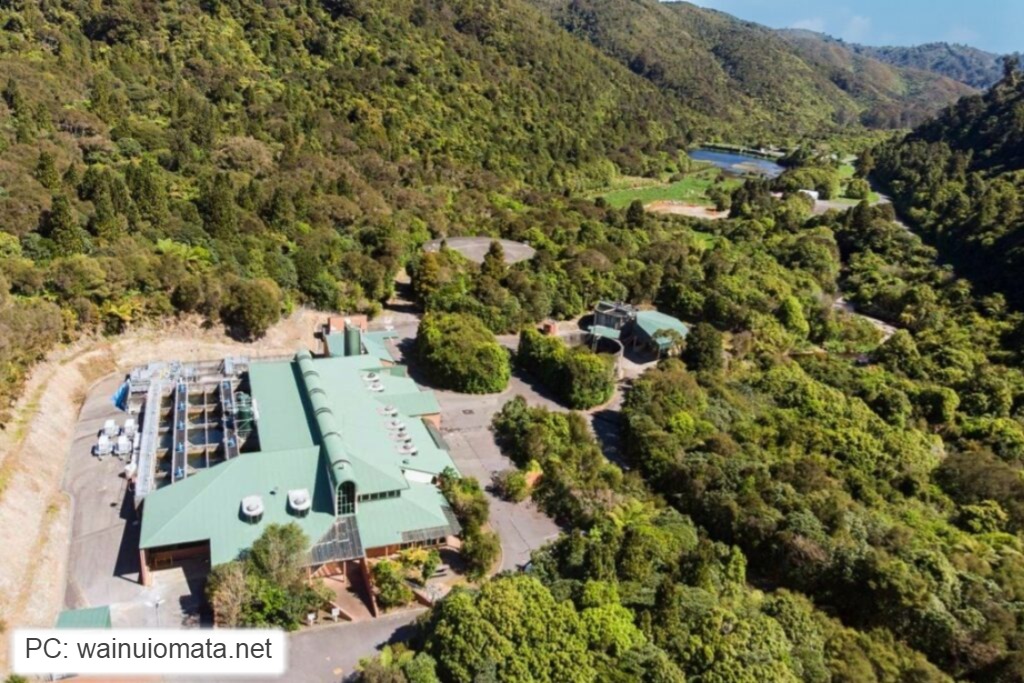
[140,446,334,565]
[385,391,440,417]
[356,481,458,549]
[247,360,316,451]
[590,324,622,340]
[57,606,112,629]
[634,310,689,349]
[326,329,397,363]
[363,330,398,362]
[325,332,347,357]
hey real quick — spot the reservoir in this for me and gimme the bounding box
[689,148,784,178]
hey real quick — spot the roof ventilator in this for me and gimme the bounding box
[241,495,265,524]
[288,489,312,517]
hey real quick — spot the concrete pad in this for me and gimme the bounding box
[423,237,535,265]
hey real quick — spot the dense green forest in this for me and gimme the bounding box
[363,179,1024,680]
[3,1,1024,681]
[0,0,700,421]
[871,60,1024,307]
[533,0,974,134]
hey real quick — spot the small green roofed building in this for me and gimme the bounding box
[633,310,689,354]
[56,606,112,629]
[590,301,688,356]
[138,344,460,599]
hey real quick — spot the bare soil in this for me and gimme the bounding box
[0,309,322,672]
[645,201,728,219]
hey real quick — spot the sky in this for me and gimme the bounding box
[685,0,1023,54]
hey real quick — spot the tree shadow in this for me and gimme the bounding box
[590,408,626,468]
[508,367,565,406]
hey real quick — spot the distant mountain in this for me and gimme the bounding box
[779,31,1010,90]
[777,29,979,128]
[852,42,1011,90]
[532,0,976,136]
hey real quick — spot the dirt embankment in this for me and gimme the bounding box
[0,309,322,672]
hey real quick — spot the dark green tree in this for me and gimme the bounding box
[681,322,723,373]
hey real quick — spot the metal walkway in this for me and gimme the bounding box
[171,380,188,483]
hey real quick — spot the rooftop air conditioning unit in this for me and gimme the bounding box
[123,418,137,439]
[288,489,312,516]
[103,419,118,438]
[114,435,131,457]
[241,495,265,524]
[96,434,112,456]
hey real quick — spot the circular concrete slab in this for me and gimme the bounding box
[423,237,536,265]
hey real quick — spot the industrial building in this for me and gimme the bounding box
[127,322,461,614]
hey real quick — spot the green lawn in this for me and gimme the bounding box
[833,192,881,205]
[598,169,740,209]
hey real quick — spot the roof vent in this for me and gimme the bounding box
[377,405,399,417]
[387,419,405,430]
[368,381,385,393]
[241,495,264,524]
[397,444,418,456]
[363,372,380,382]
[288,489,312,516]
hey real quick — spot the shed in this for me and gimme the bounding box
[56,606,112,629]
[633,310,689,353]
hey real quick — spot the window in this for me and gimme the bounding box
[337,481,356,516]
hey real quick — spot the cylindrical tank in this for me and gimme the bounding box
[344,323,361,357]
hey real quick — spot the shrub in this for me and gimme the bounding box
[417,312,510,393]
[517,327,614,409]
[493,468,529,502]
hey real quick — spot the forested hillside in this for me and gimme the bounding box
[0,0,696,420]
[366,183,1024,682]
[533,0,973,135]
[871,59,1024,306]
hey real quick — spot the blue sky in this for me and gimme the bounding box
[686,0,1023,54]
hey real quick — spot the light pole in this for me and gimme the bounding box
[146,598,166,627]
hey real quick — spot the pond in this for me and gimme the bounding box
[689,148,784,178]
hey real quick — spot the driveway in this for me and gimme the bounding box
[170,609,427,683]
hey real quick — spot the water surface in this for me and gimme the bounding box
[690,149,784,178]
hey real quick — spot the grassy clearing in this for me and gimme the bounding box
[688,230,717,249]
[598,168,740,209]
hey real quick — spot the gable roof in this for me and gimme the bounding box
[634,310,689,349]
[139,446,334,565]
